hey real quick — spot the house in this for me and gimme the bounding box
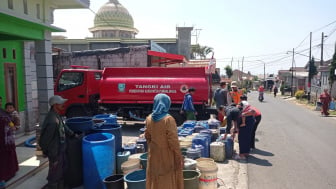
[0,0,90,134]
[278,67,308,94]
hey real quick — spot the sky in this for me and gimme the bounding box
[53,0,336,75]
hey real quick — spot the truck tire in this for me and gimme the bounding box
[170,111,185,126]
[66,106,89,118]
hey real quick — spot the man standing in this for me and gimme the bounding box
[230,81,243,105]
[213,81,231,121]
[181,87,197,120]
[39,95,76,189]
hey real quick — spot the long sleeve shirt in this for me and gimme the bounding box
[182,93,195,112]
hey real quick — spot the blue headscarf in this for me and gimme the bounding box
[151,93,171,122]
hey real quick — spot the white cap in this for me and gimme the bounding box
[49,95,67,106]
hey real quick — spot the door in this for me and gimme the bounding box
[4,63,18,109]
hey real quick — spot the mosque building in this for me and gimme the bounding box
[52,0,194,66]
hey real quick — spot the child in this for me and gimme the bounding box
[239,101,252,127]
[5,102,20,130]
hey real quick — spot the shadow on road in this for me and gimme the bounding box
[247,155,272,166]
[251,148,274,156]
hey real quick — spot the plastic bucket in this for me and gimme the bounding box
[121,159,141,175]
[124,169,146,189]
[197,161,218,189]
[139,153,148,169]
[92,123,122,155]
[117,151,131,174]
[196,157,215,163]
[183,170,201,189]
[82,133,115,189]
[64,133,83,187]
[66,117,94,133]
[103,174,124,189]
[93,114,117,124]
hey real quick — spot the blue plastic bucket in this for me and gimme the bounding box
[93,114,118,124]
[66,117,94,133]
[82,133,115,189]
[139,153,148,169]
[92,123,122,155]
[124,169,146,189]
[136,138,147,152]
[116,151,131,174]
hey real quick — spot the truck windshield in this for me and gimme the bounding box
[57,72,84,91]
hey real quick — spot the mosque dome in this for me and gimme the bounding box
[89,0,138,38]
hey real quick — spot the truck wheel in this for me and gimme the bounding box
[170,111,185,126]
[66,106,88,118]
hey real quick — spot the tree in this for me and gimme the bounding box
[308,57,318,82]
[329,43,336,90]
[200,46,213,59]
[225,65,233,78]
[191,44,201,59]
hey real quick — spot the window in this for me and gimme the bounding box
[58,72,84,91]
[23,0,28,14]
[36,4,40,19]
[2,48,7,59]
[8,0,13,9]
[12,49,16,59]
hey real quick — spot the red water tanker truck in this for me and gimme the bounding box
[54,66,217,125]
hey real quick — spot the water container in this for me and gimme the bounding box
[184,158,197,170]
[82,133,115,189]
[195,157,215,163]
[103,174,124,189]
[136,137,147,152]
[136,144,145,153]
[92,123,122,155]
[194,125,206,133]
[139,127,146,135]
[224,136,234,159]
[139,152,148,169]
[93,114,117,124]
[219,127,226,135]
[123,143,137,154]
[192,136,209,157]
[124,169,146,189]
[210,129,219,142]
[330,101,335,110]
[183,121,196,128]
[194,144,205,158]
[183,170,200,189]
[208,122,219,129]
[128,153,143,160]
[121,159,141,175]
[116,151,130,174]
[197,161,218,189]
[210,142,225,162]
[186,147,201,160]
[66,117,94,133]
[64,132,83,188]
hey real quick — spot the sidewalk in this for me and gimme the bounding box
[6,132,248,189]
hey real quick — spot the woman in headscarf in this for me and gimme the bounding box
[0,106,19,188]
[235,101,255,160]
[145,93,184,189]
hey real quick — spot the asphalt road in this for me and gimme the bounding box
[246,91,336,189]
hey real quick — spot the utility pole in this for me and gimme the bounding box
[308,32,312,103]
[320,32,324,66]
[291,48,294,96]
[230,57,233,68]
[264,63,266,87]
[241,56,244,73]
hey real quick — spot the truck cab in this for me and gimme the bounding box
[54,68,102,117]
